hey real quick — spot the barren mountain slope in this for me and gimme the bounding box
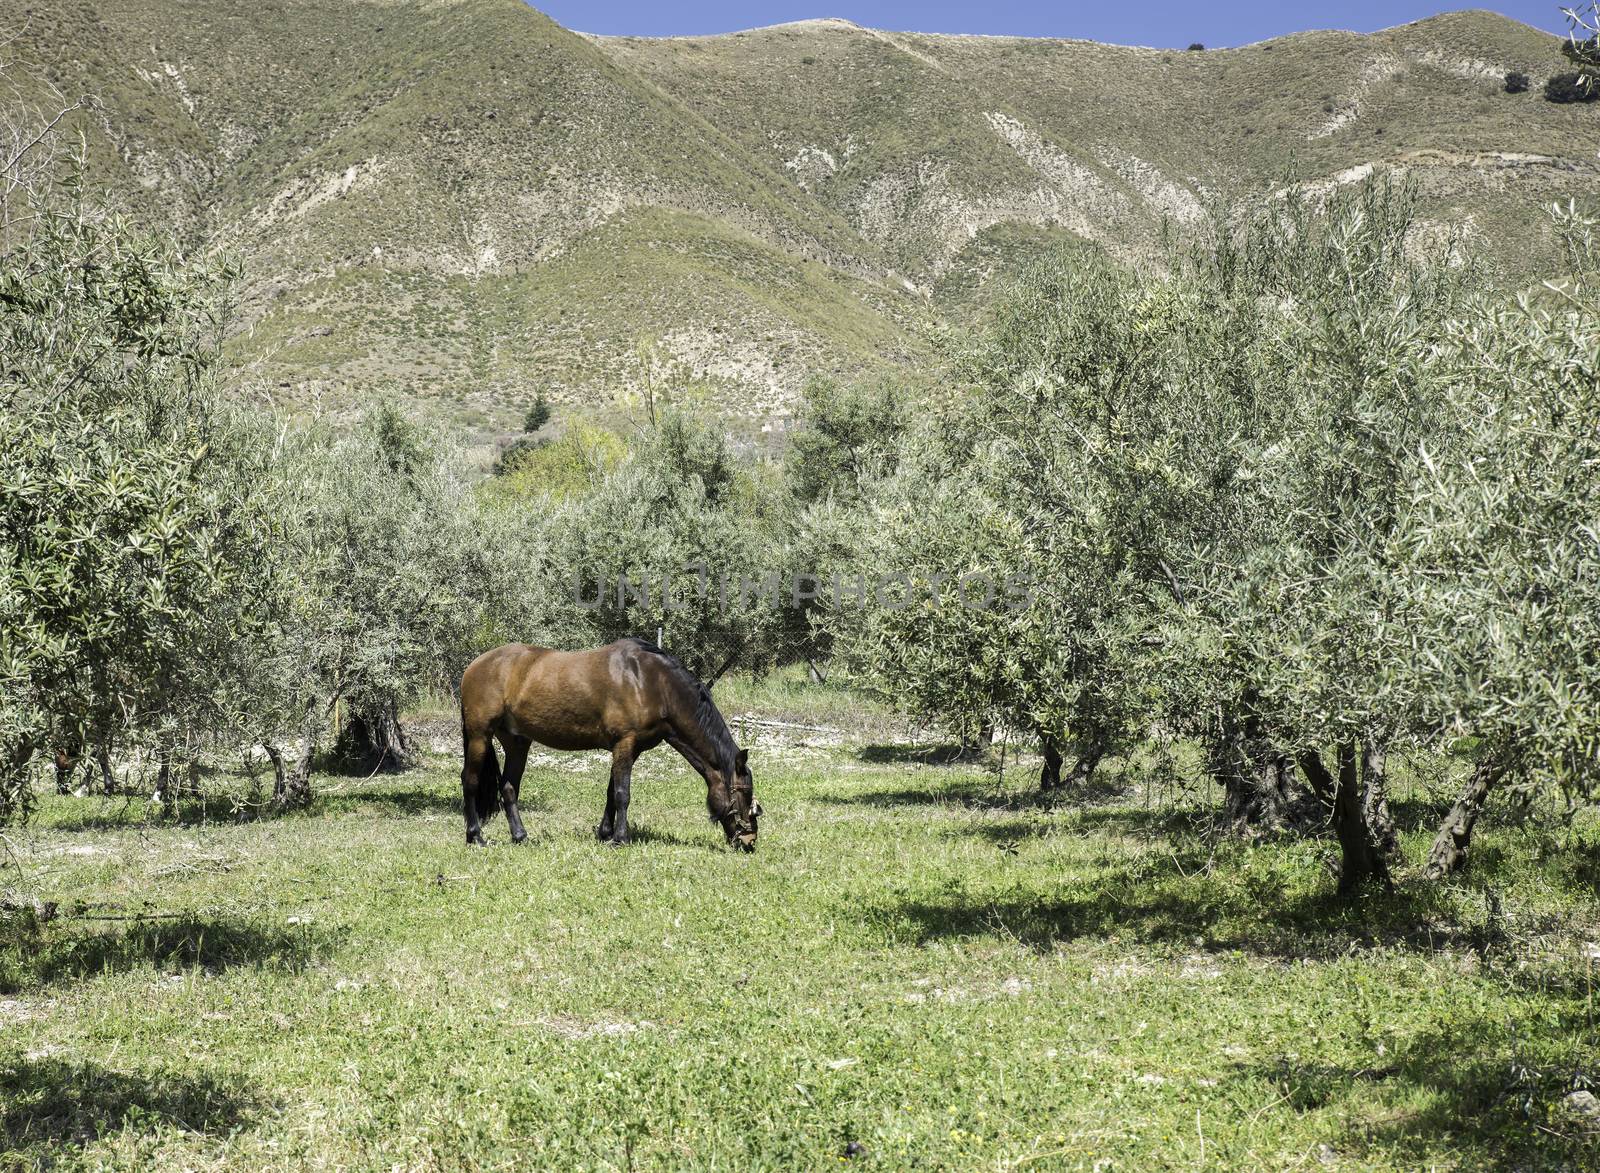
[2,2,1590,434]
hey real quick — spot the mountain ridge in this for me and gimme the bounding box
[2,1,1590,442]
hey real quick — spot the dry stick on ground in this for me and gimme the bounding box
[735,716,842,734]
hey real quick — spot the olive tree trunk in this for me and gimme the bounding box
[1361,740,1400,858]
[335,699,413,774]
[1423,754,1512,879]
[268,738,315,811]
[1209,708,1309,831]
[1039,734,1063,792]
[1298,741,1393,894]
[1041,734,1107,793]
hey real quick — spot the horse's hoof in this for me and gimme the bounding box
[602,836,630,848]
[511,832,528,846]
[594,825,612,841]
[467,834,487,848]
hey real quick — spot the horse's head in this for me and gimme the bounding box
[716,747,760,852]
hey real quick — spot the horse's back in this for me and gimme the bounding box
[461,640,663,751]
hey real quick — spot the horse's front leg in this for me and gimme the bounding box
[602,739,638,846]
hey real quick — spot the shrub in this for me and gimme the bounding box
[1504,71,1530,93]
[787,376,908,505]
[522,391,552,433]
[1187,42,1205,51]
[1544,71,1597,102]
[493,434,550,476]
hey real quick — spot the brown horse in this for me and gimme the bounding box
[458,637,761,850]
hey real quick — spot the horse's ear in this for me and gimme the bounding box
[735,748,748,770]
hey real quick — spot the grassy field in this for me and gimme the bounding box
[3,688,1598,1169]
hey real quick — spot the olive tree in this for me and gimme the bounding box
[252,405,535,798]
[0,145,283,816]
[1398,199,1600,875]
[538,411,798,683]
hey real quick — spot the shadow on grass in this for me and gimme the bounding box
[866,852,1509,960]
[823,774,1133,813]
[626,823,719,850]
[41,775,534,829]
[1227,1004,1597,1168]
[314,784,501,818]
[0,1055,255,1148]
[37,792,253,832]
[6,914,341,990]
[855,743,988,767]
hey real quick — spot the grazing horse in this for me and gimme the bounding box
[458,637,761,850]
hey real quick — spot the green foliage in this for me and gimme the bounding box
[538,410,797,680]
[491,434,549,477]
[827,180,1600,884]
[786,375,910,505]
[1503,70,1530,93]
[484,422,627,499]
[1393,200,1600,794]
[0,157,275,818]
[261,409,537,780]
[522,392,553,434]
[1543,71,1598,102]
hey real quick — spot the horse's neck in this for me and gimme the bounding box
[670,688,728,775]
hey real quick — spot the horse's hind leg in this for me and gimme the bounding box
[596,779,616,842]
[499,734,531,845]
[601,737,638,846]
[461,728,492,847]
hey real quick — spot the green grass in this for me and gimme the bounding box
[3,715,1597,1169]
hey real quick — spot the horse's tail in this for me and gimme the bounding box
[474,736,502,823]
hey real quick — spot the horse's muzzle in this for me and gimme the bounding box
[731,832,757,853]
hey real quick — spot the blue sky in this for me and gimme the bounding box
[533,1,1572,45]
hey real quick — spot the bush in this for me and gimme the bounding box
[787,376,909,505]
[493,434,550,476]
[1504,71,1530,93]
[522,392,552,433]
[1187,42,1205,51]
[1544,71,1597,102]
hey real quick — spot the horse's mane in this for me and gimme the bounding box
[624,637,738,774]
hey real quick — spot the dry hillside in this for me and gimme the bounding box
[2,1,1591,435]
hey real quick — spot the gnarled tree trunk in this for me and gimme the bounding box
[1068,738,1106,788]
[269,738,315,811]
[1039,734,1063,792]
[1210,707,1307,831]
[1361,740,1399,858]
[1298,741,1392,894]
[335,699,413,774]
[1423,752,1513,879]
[1042,733,1107,793]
